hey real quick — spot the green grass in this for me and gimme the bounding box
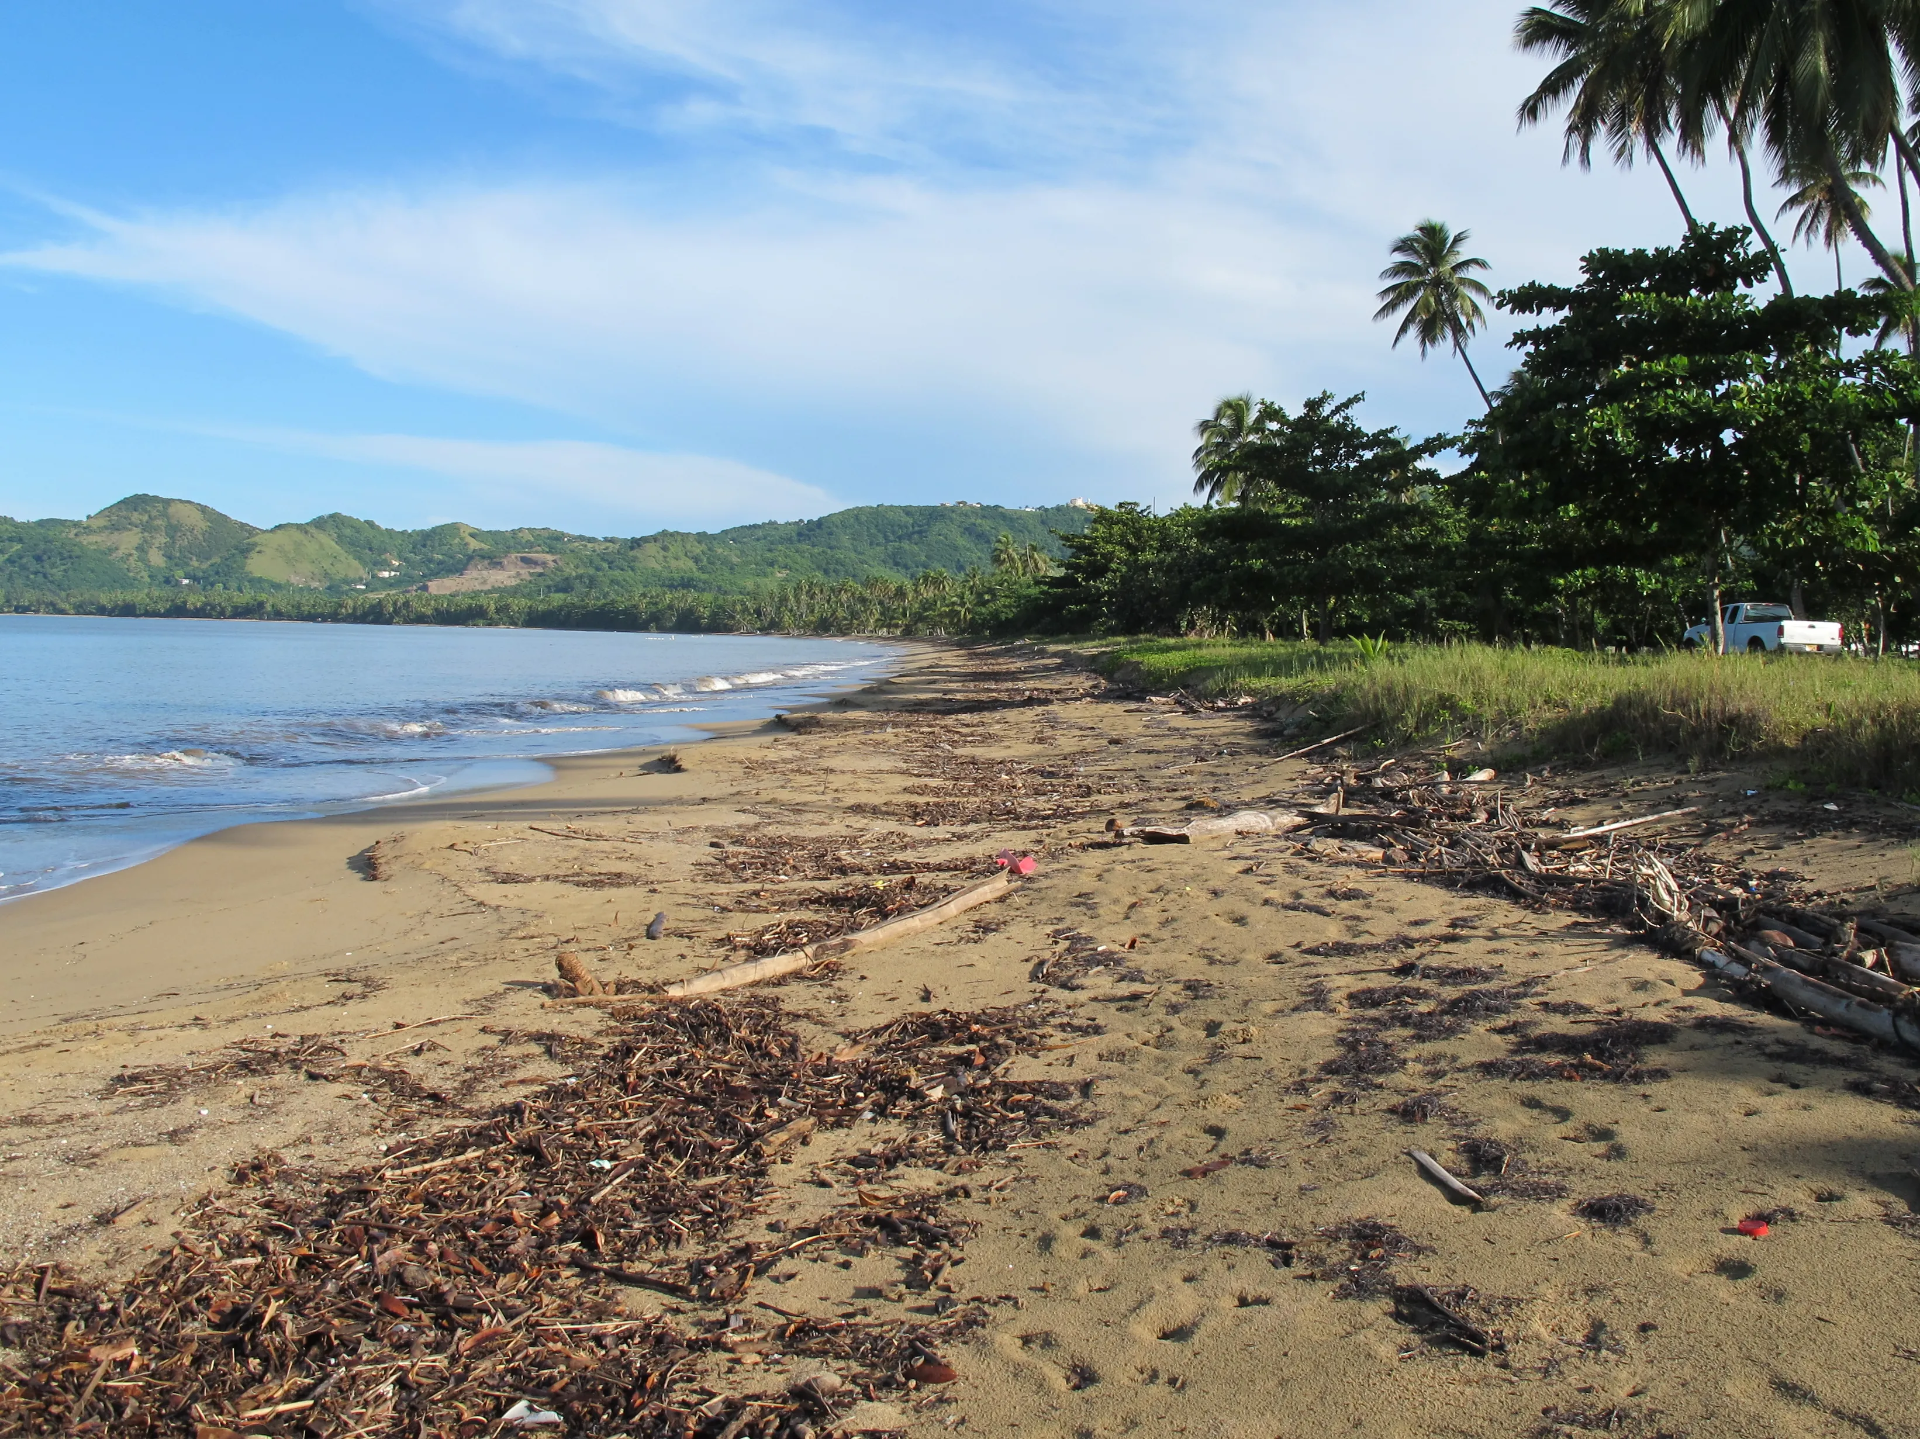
[1070,637,1920,795]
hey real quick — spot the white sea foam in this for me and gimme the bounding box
[95,749,237,772]
[361,780,436,802]
[598,658,880,704]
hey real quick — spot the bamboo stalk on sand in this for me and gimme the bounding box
[661,872,1019,999]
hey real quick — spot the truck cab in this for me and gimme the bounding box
[1682,603,1844,654]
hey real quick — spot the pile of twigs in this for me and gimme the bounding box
[0,1000,1091,1437]
[1279,757,1920,1056]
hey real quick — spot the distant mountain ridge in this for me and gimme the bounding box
[0,494,1095,597]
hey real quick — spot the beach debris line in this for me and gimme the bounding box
[0,996,1089,1436]
[663,870,1021,998]
[1246,749,1920,1057]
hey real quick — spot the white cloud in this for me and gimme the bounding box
[377,0,1177,169]
[4,1,1787,508]
[226,428,836,527]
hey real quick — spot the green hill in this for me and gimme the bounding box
[0,494,1095,598]
[75,494,261,583]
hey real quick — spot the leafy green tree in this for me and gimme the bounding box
[1204,393,1455,640]
[1373,221,1498,408]
[1469,225,1920,654]
[1044,505,1212,634]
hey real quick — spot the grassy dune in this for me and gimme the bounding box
[1078,637,1920,796]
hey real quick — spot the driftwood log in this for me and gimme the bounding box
[661,871,1019,998]
[1122,810,1309,845]
[1700,946,1920,1051]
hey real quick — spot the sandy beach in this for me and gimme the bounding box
[4,642,1920,1438]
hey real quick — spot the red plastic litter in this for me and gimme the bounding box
[1736,1218,1770,1238]
[1012,856,1037,876]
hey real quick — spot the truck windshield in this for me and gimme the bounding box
[1741,605,1794,621]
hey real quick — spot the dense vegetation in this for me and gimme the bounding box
[5,566,1047,638]
[1037,225,1920,650]
[0,495,1090,601]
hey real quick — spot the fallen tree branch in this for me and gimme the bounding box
[1551,807,1699,844]
[1700,947,1920,1052]
[1273,726,1369,763]
[660,871,1018,998]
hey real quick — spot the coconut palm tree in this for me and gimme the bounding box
[1191,394,1264,503]
[1672,0,1915,290]
[1516,0,1701,229]
[1778,161,1885,288]
[1372,221,1497,409]
[1861,258,1919,345]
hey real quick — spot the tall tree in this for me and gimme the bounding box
[1208,393,1455,641]
[1373,221,1498,408]
[1470,225,1920,655]
[1517,0,1702,228]
[1673,0,1916,289]
[1778,161,1886,288]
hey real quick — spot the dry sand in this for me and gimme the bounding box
[3,643,1920,1437]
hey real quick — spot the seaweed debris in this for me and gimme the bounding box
[1480,1020,1677,1085]
[1572,1193,1657,1227]
[0,998,1086,1437]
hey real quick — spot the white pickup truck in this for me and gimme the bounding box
[1682,602,1844,654]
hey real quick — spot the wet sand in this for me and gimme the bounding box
[4,642,1919,1437]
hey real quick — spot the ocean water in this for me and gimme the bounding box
[0,615,896,902]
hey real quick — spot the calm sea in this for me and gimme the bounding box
[0,615,896,902]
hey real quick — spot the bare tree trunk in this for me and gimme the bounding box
[1316,598,1335,645]
[1709,534,1727,656]
[1823,144,1914,290]
[1790,577,1807,620]
[1650,140,1700,233]
[1733,135,1793,296]
[1902,150,1915,269]
[1454,330,1493,410]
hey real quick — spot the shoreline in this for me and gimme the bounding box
[4,641,1920,1437]
[0,640,934,1037]
[0,627,918,910]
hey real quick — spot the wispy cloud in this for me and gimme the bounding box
[376,0,1182,172]
[222,426,836,528]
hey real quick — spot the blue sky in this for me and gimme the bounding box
[0,1,1871,536]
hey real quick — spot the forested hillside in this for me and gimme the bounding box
[0,494,1091,599]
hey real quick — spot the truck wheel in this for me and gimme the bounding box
[1681,638,1699,652]
[1747,637,1766,654]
